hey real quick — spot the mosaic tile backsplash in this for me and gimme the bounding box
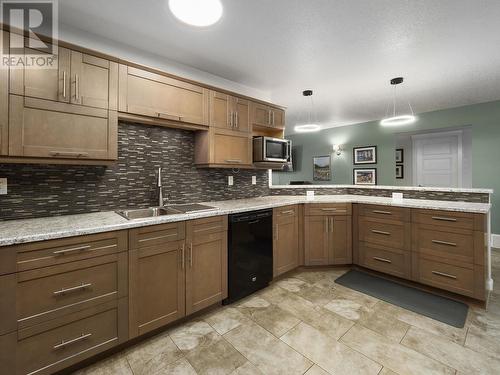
[0,122,270,221]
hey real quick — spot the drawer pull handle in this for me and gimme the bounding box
[225,159,242,163]
[373,257,392,264]
[321,208,338,211]
[53,282,92,296]
[373,210,392,215]
[432,216,457,222]
[156,112,182,121]
[281,210,294,215]
[53,333,92,350]
[432,240,457,247]
[432,270,457,279]
[138,233,177,243]
[371,230,391,236]
[194,225,222,233]
[53,245,91,255]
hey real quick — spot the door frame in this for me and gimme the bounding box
[411,130,463,187]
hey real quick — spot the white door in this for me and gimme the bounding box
[412,131,463,187]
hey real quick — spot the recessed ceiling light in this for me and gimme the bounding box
[294,124,321,133]
[168,0,223,27]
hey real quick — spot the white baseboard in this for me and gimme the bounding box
[492,234,500,249]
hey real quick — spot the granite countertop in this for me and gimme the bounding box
[270,184,494,194]
[0,195,491,247]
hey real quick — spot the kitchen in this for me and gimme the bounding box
[1,1,500,374]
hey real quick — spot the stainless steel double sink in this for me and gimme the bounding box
[116,203,218,220]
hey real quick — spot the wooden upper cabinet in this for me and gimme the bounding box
[213,132,251,165]
[210,91,250,133]
[70,52,118,110]
[234,97,250,133]
[9,34,70,103]
[8,95,118,160]
[273,206,299,277]
[185,216,228,315]
[119,65,209,126]
[251,101,285,129]
[0,31,8,155]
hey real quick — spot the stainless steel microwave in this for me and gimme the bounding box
[253,136,291,163]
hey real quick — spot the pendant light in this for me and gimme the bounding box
[380,77,416,126]
[294,90,321,133]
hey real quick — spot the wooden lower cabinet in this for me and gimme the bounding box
[186,216,228,315]
[304,204,352,266]
[273,205,299,277]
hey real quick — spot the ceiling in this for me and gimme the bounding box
[59,0,500,134]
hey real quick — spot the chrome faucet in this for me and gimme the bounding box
[157,167,164,207]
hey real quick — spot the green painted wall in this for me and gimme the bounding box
[273,100,500,232]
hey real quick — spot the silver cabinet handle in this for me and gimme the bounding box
[225,159,242,163]
[432,270,457,279]
[371,230,391,236]
[194,225,222,233]
[372,210,392,215]
[268,110,272,125]
[229,111,234,128]
[280,210,294,215]
[181,243,185,270]
[156,112,182,121]
[373,257,392,264]
[235,111,239,128]
[53,333,92,350]
[75,74,80,100]
[50,151,89,158]
[275,225,279,241]
[53,282,92,296]
[324,217,328,233]
[53,245,91,255]
[272,111,275,125]
[432,240,457,247]
[330,217,334,233]
[432,216,457,222]
[321,208,337,211]
[62,71,67,98]
[189,243,193,268]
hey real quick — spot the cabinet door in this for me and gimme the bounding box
[9,33,70,103]
[185,217,228,315]
[270,107,285,129]
[8,95,117,161]
[0,31,7,155]
[70,51,118,110]
[209,90,232,130]
[251,101,270,127]
[273,207,299,277]
[121,66,208,125]
[233,97,250,133]
[129,241,185,338]
[304,215,330,265]
[213,132,251,165]
[329,216,352,265]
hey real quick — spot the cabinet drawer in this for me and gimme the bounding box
[1,231,127,275]
[416,258,475,297]
[358,204,410,222]
[274,205,298,219]
[190,215,228,236]
[305,203,351,216]
[358,242,411,279]
[129,221,185,249]
[412,209,475,230]
[17,301,120,375]
[359,217,410,250]
[413,224,474,264]
[17,253,127,328]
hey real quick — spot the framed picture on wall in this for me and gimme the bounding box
[396,148,404,163]
[353,168,377,185]
[396,165,404,179]
[353,146,377,164]
[313,156,331,181]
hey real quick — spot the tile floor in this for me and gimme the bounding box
[76,251,500,375]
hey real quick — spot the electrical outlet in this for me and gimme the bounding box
[0,178,7,195]
[252,176,257,185]
[228,176,234,186]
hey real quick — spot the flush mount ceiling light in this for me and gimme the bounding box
[294,90,321,133]
[380,77,417,126]
[168,0,223,27]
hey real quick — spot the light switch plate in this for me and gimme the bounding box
[252,176,257,185]
[0,178,7,195]
[228,176,234,186]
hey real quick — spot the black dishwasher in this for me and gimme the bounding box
[224,209,273,304]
